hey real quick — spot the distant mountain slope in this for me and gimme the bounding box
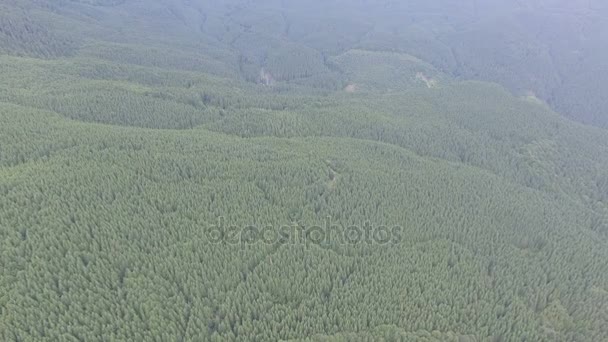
[3,0,606,128]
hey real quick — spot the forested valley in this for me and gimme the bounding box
[1,0,607,341]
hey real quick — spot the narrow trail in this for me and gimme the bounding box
[325,159,341,190]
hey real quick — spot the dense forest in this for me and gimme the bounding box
[1,0,607,341]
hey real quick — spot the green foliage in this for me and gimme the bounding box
[0,6,76,58]
[331,49,445,92]
[0,0,607,341]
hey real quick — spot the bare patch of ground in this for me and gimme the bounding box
[259,68,275,86]
[344,84,357,93]
[523,91,545,105]
[416,72,438,88]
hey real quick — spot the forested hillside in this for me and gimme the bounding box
[1,0,607,341]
